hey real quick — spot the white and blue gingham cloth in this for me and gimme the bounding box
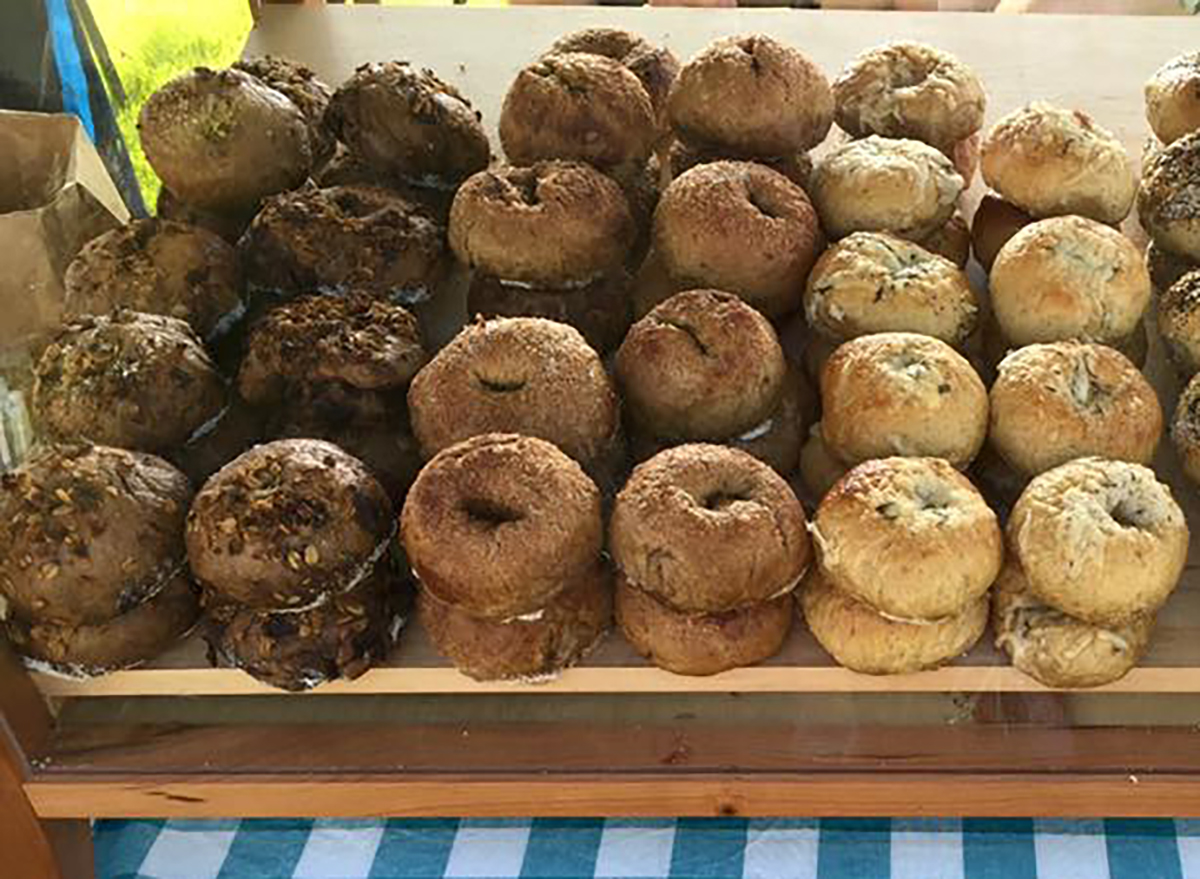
[95,817,1200,879]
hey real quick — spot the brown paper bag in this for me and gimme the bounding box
[0,110,130,349]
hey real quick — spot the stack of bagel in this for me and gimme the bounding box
[609,443,811,676]
[401,433,611,682]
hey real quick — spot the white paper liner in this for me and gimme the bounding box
[736,417,774,442]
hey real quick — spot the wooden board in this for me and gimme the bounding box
[30,6,1200,700]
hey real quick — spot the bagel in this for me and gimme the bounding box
[1158,270,1200,377]
[610,444,810,614]
[980,103,1136,224]
[1007,458,1189,627]
[970,192,1033,272]
[1145,51,1200,146]
[400,433,603,620]
[989,342,1162,477]
[801,566,987,675]
[653,161,822,317]
[820,333,989,470]
[450,162,634,286]
[804,232,977,346]
[615,574,792,676]
[668,34,833,156]
[1148,240,1198,295]
[1139,132,1200,262]
[812,456,1002,621]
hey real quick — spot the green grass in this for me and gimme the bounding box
[91,0,253,205]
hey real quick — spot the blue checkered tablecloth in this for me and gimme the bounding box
[95,817,1200,879]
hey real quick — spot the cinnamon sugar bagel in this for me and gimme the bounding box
[801,566,987,675]
[420,560,612,682]
[989,343,1162,478]
[547,28,679,131]
[615,290,786,440]
[326,61,490,187]
[186,439,394,611]
[981,103,1136,225]
[610,444,810,614]
[615,573,792,676]
[810,136,963,241]
[466,271,633,355]
[812,456,1002,621]
[992,560,1154,689]
[667,34,833,156]
[1139,132,1200,261]
[832,41,986,151]
[240,184,448,302]
[804,232,978,346]
[407,318,621,480]
[400,433,603,620]
[820,333,989,470]
[653,161,822,317]
[1157,269,1200,377]
[989,216,1150,348]
[0,444,192,626]
[450,162,635,286]
[1007,458,1189,627]
[500,53,657,171]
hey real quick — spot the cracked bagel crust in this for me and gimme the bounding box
[652,161,822,318]
[1007,457,1189,627]
[616,573,792,676]
[992,559,1154,689]
[667,34,833,157]
[800,565,987,675]
[610,444,810,614]
[981,102,1135,224]
[832,41,986,150]
[615,289,786,441]
[988,342,1162,478]
[804,232,978,346]
[810,135,964,240]
[812,456,1002,621]
[989,215,1150,347]
[820,333,988,469]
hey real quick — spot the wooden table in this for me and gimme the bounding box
[6,8,1200,878]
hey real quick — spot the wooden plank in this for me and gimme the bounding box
[25,774,1200,819]
[38,722,1200,776]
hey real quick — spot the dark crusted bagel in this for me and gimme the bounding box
[0,443,192,625]
[233,55,335,168]
[3,573,199,676]
[420,560,613,682]
[185,439,394,610]
[450,162,634,286]
[326,61,490,187]
[1139,132,1200,261]
[64,219,244,343]
[240,184,449,302]
[32,311,226,455]
[615,573,792,676]
[610,444,810,613]
[401,434,602,620]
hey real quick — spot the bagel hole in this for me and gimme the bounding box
[1109,497,1152,530]
[745,187,781,220]
[462,499,524,528]
[476,374,527,394]
[702,491,749,511]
